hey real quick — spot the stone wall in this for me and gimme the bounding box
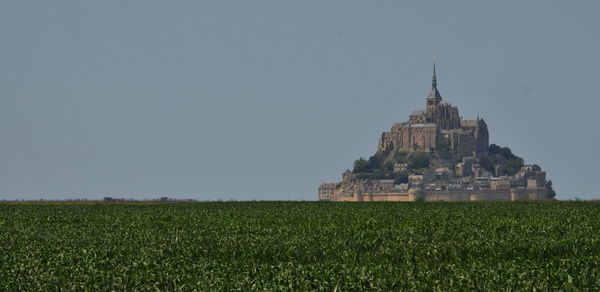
[326,188,549,202]
[378,124,440,153]
[399,124,439,152]
[377,119,488,155]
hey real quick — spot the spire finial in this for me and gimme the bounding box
[432,60,437,89]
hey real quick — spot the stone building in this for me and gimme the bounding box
[318,183,337,201]
[377,64,489,155]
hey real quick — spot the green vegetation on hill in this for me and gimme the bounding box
[547,180,557,199]
[353,151,432,177]
[406,152,431,170]
[0,202,598,290]
[485,144,525,176]
[479,155,496,173]
[393,171,409,184]
[352,143,534,178]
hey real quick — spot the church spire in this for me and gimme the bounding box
[432,62,437,89]
[426,61,442,101]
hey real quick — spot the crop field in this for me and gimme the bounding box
[1,201,599,290]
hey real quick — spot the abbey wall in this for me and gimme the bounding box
[325,188,548,202]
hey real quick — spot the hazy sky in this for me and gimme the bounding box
[1,1,599,200]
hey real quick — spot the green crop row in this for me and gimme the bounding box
[1,201,599,290]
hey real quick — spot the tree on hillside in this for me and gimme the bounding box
[499,147,516,160]
[486,144,527,176]
[353,154,386,173]
[352,158,369,173]
[383,161,394,173]
[489,144,502,155]
[479,155,495,174]
[407,152,431,170]
[547,180,557,199]
[367,154,384,171]
[394,151,408,163]
[499,157,524,176]
[393,171,409,184]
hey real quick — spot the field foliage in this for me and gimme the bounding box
[1,201,599,290]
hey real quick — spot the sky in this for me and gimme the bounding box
[0,1,599,200]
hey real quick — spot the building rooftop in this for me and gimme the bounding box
[404,123,437,128]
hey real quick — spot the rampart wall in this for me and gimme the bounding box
[331,188,548,202]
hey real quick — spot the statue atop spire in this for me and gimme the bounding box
[432,62,437,89]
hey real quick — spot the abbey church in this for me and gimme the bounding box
[377,65,489,155]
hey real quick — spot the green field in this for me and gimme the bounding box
[1,201,599,290]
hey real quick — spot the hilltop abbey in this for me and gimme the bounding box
[319,64,552,202]
[377,65,489,156]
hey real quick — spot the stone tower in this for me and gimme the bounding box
[425,63,442,118]
[425,63,461,130]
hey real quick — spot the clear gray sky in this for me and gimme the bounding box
[1,1,598,200]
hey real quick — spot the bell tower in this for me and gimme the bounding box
[426,62,442,119]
